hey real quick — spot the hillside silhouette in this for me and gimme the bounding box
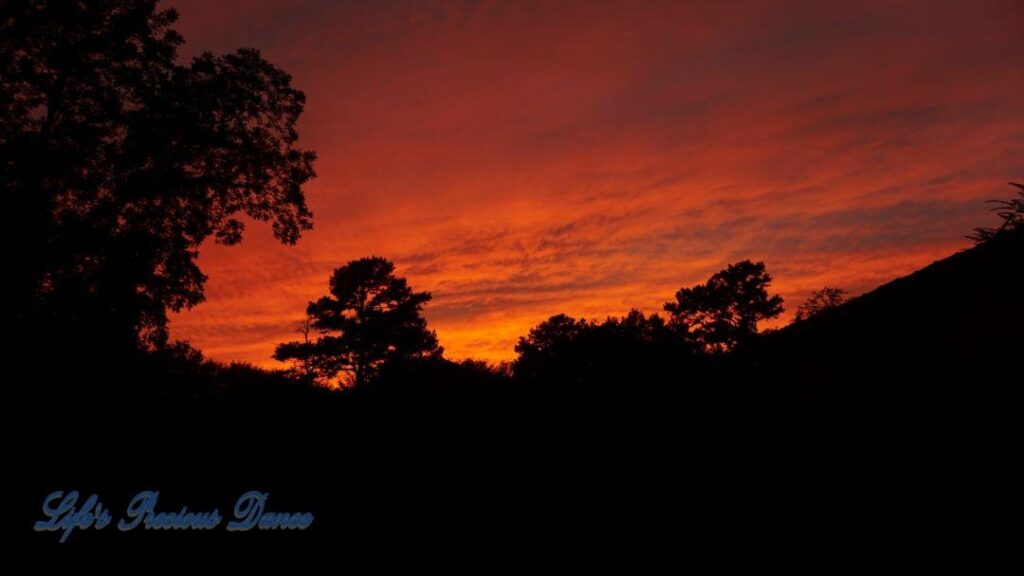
[752,225,1022,427]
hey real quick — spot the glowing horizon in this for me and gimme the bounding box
[167,0,1024,367]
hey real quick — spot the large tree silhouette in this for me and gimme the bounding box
[664,260,784,353]
[0,1,315,356]
[275,257,440,387]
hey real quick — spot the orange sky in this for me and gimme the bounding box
[167,0,1024,366]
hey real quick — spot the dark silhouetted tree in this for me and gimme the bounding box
[515,314,591,359]
[513,314,592,386]
[970,182,1024,243]
[275,257,440,387]
[795,286,847,322]
[0,1,315,358]
[664,260,784,353]
[512,310,694,396]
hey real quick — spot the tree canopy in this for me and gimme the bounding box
[275,257,441,387]
[1,0,315,354]
[664,260,784,353]
[511,310,696,396]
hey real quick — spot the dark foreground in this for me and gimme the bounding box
[13,229,1022,562]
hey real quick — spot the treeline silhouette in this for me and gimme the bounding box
[8,1,1023,557]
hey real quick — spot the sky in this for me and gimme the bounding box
[167,0,1024,366]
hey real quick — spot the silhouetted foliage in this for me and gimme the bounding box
[969,182,1024,243]
[283,313,319,381]
[275,257,441,387]
[664,260,784,353]
[0,1,315,360]
[513,310,696,402]
[513,314,598,388]
[515,314,590,363]
[794,286,847,322]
